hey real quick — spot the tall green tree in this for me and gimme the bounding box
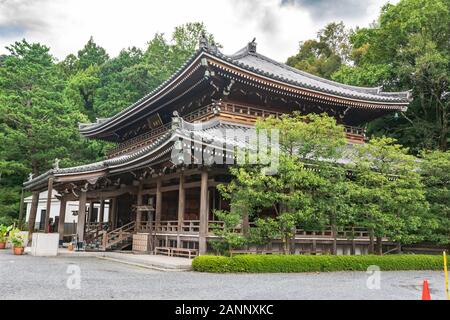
[0,40,106,222]
[419,150,450,246]
[350,137,428,253]
[62,37,108,121]
[95,47,150,117]
[286,22,351,79]
[332,0,450,152]
[217,113,349,254]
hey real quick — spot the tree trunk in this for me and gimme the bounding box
[440,103,448,151]
[331,214,337,255]
[376,236,383,255]
[396,242,402,254]
[350,227,356,255]
[369,228,375,255]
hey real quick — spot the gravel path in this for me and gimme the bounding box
[0,250,446,300]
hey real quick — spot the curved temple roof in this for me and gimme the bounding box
[24,117,256,190]
[78,40,411,138]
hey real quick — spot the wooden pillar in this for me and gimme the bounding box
[99,199,105,223]
[177,172,185,248]
[199,169,209,255]
[109,198,117,229]
[44,178,53,233]
[58,197,67,243]
[242,211,250,235]
[87,201,94,224]
[28,191,39,241]
[76,191,87,243]
[155,177,162,225]
[136,182,144,229]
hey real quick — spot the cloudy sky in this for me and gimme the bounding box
[0,0,398,62]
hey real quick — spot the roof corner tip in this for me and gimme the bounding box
[247,37,257,54]
[198,31,209,51]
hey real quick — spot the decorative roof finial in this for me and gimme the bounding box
[28,173,33,181]
[53,158,60,170]
[172,111,182,129]
[199,31,209,50]
[248,38,257,54]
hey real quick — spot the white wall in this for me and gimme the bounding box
[25,190,109,224]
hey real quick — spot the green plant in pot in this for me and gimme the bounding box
[0,225,12,249]
[9,228,26,255]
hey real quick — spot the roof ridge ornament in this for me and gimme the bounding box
[53,158,60,170]
[199,31,209,50]
[172,111,182,129]
[247,38,257,54]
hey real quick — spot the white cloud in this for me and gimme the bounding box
[0,0,398,62]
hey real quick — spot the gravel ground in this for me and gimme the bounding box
[0,250,446,300]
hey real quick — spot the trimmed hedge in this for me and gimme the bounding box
[192,254,445,273]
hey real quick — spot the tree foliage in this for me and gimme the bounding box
[0,22,216,223]
[286,22,351,79]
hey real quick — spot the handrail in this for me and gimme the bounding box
[101,221,136,250]
[134,220,374,240]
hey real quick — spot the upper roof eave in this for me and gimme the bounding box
[78,43,412,138]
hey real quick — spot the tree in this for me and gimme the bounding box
[419,150,450,247]
[332,0,450,152]
[216,113,348,254]
[142,22,218,93]
[62,38,108,120]
[286,22,351,78]
[350,137,428,253]
[76,37,109,70]
[95,47,150,117]
[0,40,106,222]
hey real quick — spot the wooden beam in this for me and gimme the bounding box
[76,191,87,243]
[142,179,218,195]
[44,178,53,234]
[28,191,39,241]
[199,169,209,255]
[58,197,67,243]
[86,186,138,199]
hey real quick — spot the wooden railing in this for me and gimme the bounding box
[295,227,370,239]
[101,221,136,250]
[136,220,226,234]
[107,102,366,158]
[84,222,109,244]
[135,220,372,240]
[108,123,172,158]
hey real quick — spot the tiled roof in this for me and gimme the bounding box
[219,46,411,103]
[24,118,253,189]
[79,41,411,135]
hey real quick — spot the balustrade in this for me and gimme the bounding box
[135,220,372,240]
[107,102,366,158]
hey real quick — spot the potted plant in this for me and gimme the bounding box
[0,225,12,249]
[9,228,26,255]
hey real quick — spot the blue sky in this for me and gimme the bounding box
[0,0,398,62]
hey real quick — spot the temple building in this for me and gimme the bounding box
[24,37,411,257]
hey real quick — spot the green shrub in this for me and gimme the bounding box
[192,254,445,273]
